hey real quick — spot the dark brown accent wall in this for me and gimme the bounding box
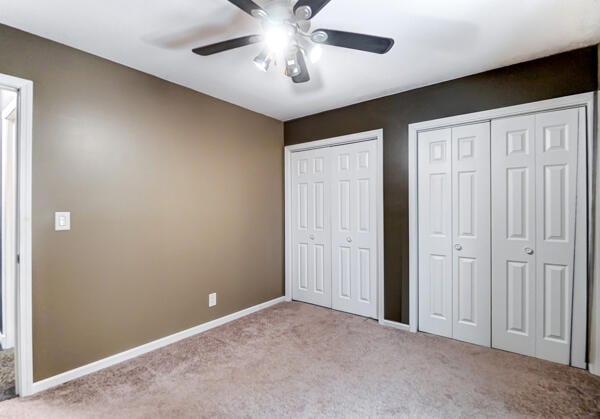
[0,24,284,380]
[285,46,599,324]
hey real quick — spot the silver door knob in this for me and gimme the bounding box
[454,244,462,251]
[346,237,352,243]
[524,247,534,255]
[309,234,315,240]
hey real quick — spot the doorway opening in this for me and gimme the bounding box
[0,86,17,401]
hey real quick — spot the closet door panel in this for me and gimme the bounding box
[491,115,537,356]
[534,108,579,364]
[291,148,332,307]
[331,140,378,318]
[418,128,453,337]
[451,122,491,346]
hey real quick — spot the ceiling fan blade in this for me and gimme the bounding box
[292,49,310,83]
[293,0,331,19]
[192,35,261,56]
[227,0,265,16]
[312,29,394,54]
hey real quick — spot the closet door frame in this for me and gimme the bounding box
[284,129,387,323]
[408,92,595,370]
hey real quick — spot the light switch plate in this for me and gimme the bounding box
[55,212,71,231]
[208,293,217,307]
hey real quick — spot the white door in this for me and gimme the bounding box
[1,99,17,350]
[330,140,378,318]
[534,108,579,364]
[491,115,537,356]
[418,128,453,337]
[291,148,332,308]
[451,123,491,346]
[418,124,491,343]
[491,108,580,365]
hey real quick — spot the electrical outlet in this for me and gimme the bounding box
[208,293,217,307]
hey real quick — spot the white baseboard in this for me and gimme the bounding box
[379,319,411,332]
[30,296,287,395]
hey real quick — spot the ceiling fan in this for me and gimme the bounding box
[192,0,394,83]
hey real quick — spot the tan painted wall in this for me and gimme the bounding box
[0,24,284,381]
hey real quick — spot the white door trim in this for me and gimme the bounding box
[408,92,595,370]
[0,73,34,395]
[284,129,385,322]
[591,91,600,376]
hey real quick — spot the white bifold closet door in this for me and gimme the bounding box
[291,147,332,308]
[330,141,378,318]
[418,123,491,346]
[418,128,453,338]
[491,108,580,365]
[291,141,378,318]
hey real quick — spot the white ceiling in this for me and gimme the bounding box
[1,0,599,121]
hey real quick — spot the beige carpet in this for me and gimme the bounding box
[1,302,599,418]
[0,348,15,402]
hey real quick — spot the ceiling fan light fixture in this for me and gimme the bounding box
[253,50,272,72]
[285,49,301,77]
[264,26,291,54]
[309,45,322,63]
